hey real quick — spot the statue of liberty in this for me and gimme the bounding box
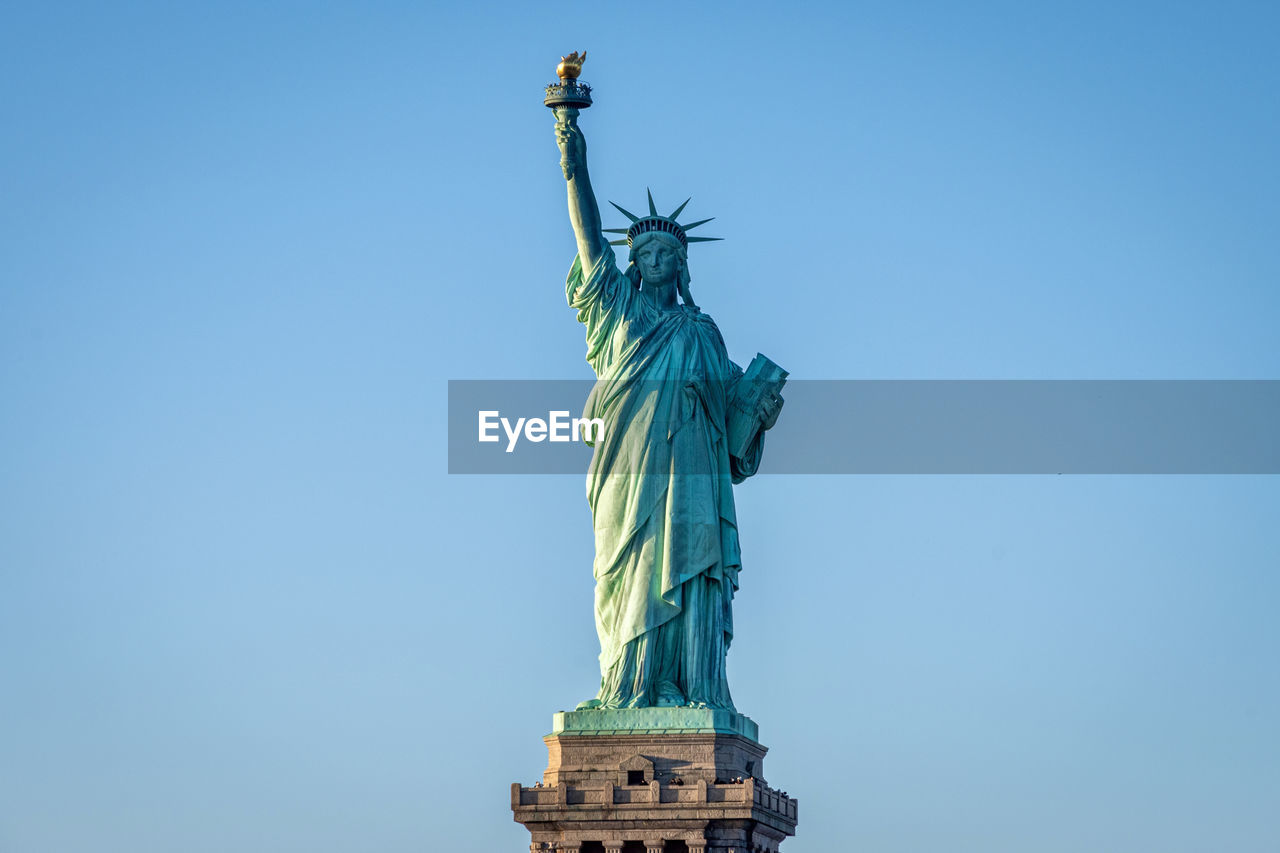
[550,58,785,712]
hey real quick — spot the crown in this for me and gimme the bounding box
[604,190,723,249]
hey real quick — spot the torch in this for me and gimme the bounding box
[544,51,592,180]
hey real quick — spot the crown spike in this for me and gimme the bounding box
[681,217,715,231]
[685,236,724,243]
[608,238,629,246]
[669,197,692,220]
[647,188,658,216]
[609,202,640,223]
[602,228,629,234]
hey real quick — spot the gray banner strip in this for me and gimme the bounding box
[447,380,1280,474]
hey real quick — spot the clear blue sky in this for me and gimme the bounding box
[2,2,1278,852]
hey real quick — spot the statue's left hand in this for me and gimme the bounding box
[759,392,783,431]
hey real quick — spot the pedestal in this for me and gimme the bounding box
[512,709,798,853]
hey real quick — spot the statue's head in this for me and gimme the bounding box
[607,192,720,309]
[627,230,688,293]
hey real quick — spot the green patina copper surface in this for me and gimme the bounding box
[550,708,760,740]
[552,77,785,715]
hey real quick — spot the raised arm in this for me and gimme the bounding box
[554,108,608,273]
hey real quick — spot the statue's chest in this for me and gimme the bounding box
[618,311,714,375]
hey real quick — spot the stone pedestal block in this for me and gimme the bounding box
[512,709,797,853]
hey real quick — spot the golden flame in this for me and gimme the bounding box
[556,50,586,82]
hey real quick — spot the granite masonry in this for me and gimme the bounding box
[512,709,797,853]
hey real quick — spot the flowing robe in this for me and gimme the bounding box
[567,250,764,710]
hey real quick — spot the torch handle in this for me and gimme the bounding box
[555,107,581,181]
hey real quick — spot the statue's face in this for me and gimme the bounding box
[635,240,680,287]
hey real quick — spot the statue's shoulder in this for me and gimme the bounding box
[689,306,718,327]
[688,307,730,351]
